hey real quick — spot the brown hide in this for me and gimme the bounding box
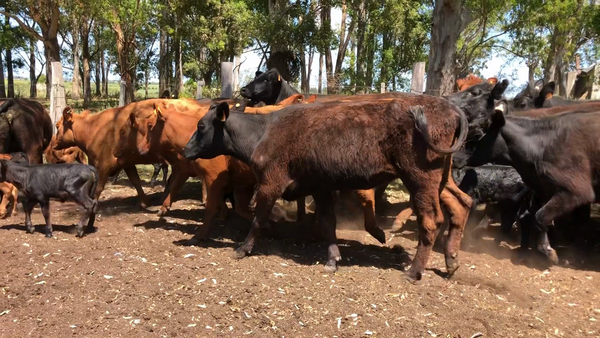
[53,99,208,204]
[117,103,255,233]
[456,74,498,91]
[45,136,87,164]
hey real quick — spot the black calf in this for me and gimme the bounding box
[0,160,99,237]
[150,163,169,188]
[452,165,530,241]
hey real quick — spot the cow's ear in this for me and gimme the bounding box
[495,99,509,115]
[129,112,136,126]
[541,82,555,97]
[487,77,498,85]
[216,102,230,122]
[154,104,166,121]
[533,79,544,91]
[63,107,73,122]
[491,108,507,128]
[491,79,509,99]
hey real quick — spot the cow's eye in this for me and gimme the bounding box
[198,123,205,131]
[470,89,481,96]
[264,79,268,83]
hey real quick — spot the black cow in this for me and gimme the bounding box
[452,166,530,241]
[183,81,507,281]
[239,68,300,105]
[511,80,600,110]
[454,106,600,264]
[0,99,53,164]
[0,160,99,238]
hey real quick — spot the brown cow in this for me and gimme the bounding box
[456,74,498,91]
[0,153,26,218]
[115,103,256,239]
[45,136,87,164]
[53,99,209,206]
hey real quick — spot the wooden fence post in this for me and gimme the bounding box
[410,62,426,94]
[196,79,205,99]
[221,62,233,99]
[591,64,600,100]
[49,61,66,135]
[565,71,577,99]
[119,80,126,106]
[380,82,385,93]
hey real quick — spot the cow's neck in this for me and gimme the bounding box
[499,117,546,181]
[275,80,299,104]
[71,115,96,154]
[224,113,271,164]
[161,112,197,150]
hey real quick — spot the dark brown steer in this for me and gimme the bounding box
[0,99,53,164]
[183,97,480,282]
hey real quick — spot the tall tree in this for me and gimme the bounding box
[1,0,62,98]
[425,0,471,96]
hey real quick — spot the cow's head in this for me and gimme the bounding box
[134,104,164,156]
[453,109,510,168]
[184,102,229,160]
[116,104,163,157]
[54,107,79,150]
[239,68,283,101]
[446,79,510,123]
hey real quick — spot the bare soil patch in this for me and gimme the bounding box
[0,173,598,338]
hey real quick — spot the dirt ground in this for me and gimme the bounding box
[0,168,599,338]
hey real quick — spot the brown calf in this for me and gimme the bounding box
[456,74,498,91]
[45,136,88,164]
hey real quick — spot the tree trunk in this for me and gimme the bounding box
[528,60,536,85]
[95,52,101,96]
[307,47,314,94]
[6,48,14,98]
[44,38,61,99]
[0,51,5,98]
[318,53,323,94]
[334,0,353,79]
[300,51,308,94]
[355,0,367,90]
[159,11,168,94]
[111,14,135,104]
[29,39,36,98]
[365,30,375,91]
[101,52,108,97]
[321,3,334,94]
[71,22,82,100]
[81,20,92,107]
[425,0,468,96]
[173,35,183,98]
[543,32,558,84]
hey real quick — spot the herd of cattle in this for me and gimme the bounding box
[0,68,598,283]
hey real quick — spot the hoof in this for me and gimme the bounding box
[45,233,53,238]
[445,255,460,278]
[323,261,338,273]
[157,208,168,217]
[140,201,149,209]
[76,231,84,238]
[545,248,559,265]
[26,227,34,234]
[371,228,386,244]
[233,248,249,259]
[404,267,422,283]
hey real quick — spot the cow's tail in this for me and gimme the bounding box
[411,105,468,155]
[0,99,15,114]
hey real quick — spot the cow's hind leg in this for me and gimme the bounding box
[124,166,149,208]
[159,169,188,216]
[150,164,161,188]
[354,189,386,244]
[235,185,278,259]
[533,190,593,264]
[40,199,53,238]
[440,182,472,277]
[161,164,169,186]
[313,191,341,272]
